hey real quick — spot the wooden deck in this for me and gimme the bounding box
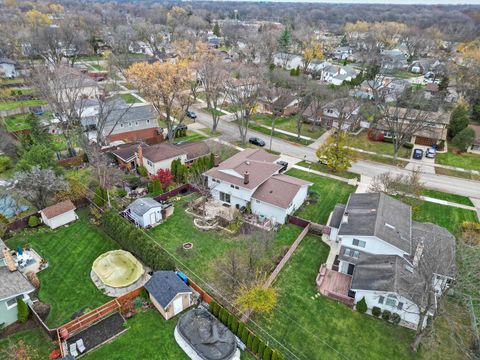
[316,264,354,306]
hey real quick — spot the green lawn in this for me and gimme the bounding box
[286,168,356,224]
[77,54,104,61]
[83,309,255,360]
[0,78,25,86]
[174,131,208,143]
[0,99,47,111]
[88,63,103,71]
[421,189,474,207]
[354,151,410,167]
[149,194,302,282]
[411,201,478,234]
[0,327,55,359]
[253,114,325,140]
[252,234,416,360]
[348,132,412,159]
[297,160,360,180]
[247,122,313,146]
[202,107,227,117]
[435,167,480,181]
[119,93,140,104]
[436,148,480,172]
[2,112,52,132]
[221,103,240,113]
[6,209,118,327]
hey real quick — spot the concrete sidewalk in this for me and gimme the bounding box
[291,164,357,185]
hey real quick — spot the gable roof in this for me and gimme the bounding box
[251,174,311,209]
[144,271,192,308]
[40,200,76,219]
[127,198,162,216]
[111,143,148,162]
[0,267,35,302]
[142,142,186,163]
[338,193,412,254]
[204,149,282,190]
[329,204,346,229]
[177,141,210,161]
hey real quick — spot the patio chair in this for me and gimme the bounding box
[76,339,86,353]
[69,343,78,358]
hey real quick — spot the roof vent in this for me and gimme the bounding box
[243,171,250,185]
[385,223,395,230]
[245,161,250,165]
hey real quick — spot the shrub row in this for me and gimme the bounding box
[371,306,401,324]
[209,301,285,360]
[101,210,174,270]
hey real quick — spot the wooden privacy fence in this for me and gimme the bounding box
[28,304,57,340]
[154,183,198,202]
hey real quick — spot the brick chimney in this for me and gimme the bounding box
[213,154,221,167]
[137,144,143,167]
[243,171,250,185]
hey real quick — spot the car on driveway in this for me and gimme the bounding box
[249,137,265,147]
[425,148,436,158]
[276,160,288,173]
[186,110,197,120]
[413,148,424,160]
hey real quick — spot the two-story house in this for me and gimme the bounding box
[273,53,303,70]
[321,193,456,329]
[204,149,311,224]
[321,64,359,86]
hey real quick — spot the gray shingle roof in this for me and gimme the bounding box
[127,198,162,216]
[144,271,192,308]
[0,267,35,302]
[329,204,346,229]
[338,193,412,254]
[350,254,404,293]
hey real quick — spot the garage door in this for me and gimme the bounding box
[173,297,183,316]
[415,136,436,146]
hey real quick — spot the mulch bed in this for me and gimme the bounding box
[0,319,38,338]
[67,313,126,353]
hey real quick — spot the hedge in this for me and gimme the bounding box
[207,301,285,359]
[382,310,391,321]
[17,298,29,323]
[390,312,401,324]
[101,210,174,270]
[372,306,382,317]
[356,297,367,313]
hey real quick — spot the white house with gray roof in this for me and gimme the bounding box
[125,198,172,228]
[325,193,456,329]
[204,149,311,225]
[0,240,35,327]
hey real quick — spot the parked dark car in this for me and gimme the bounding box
[249,137,265,147]
[276,160,288,173]
[413,148,424,160]
[186,110,197,120]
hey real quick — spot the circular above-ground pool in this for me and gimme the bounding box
[92,250,145,289]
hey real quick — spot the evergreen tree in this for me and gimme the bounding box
[278,27,291,52]
[17,298,30,323]
[448,104,470,138]
[452,127,475,152]
[213,22,221,37]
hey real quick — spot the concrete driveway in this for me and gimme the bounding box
[405,145,436,174]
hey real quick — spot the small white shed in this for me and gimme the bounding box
[126,197,172,228]
[39,200,78,229]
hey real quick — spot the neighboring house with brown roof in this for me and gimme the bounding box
[204,149,311,224]
[468,124,480,154]
[136,141,210,176]
[39,200,78,229]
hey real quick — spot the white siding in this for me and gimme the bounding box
[251,200,288,224]
[339,235,407,258]
[141,207,163,228]
[208,177,255,208]
[353,289,420,327]
[41,210,78,229]
[143,154,187,176]
[287,185,309,215]
[0,63,18,78]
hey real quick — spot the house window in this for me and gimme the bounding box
[120,123,124,128]
[5,297,17,309]
[344,248,352,257]
[397,302,404,310]
[135,121,139,126]
[146,119,150,124]
[378,296,385,304]
[235,186,239,189]
[352,239,366,248]
[220,192,231,203]
[147,160,153,167]
[386,295,397,307]
[353,250,360,259]
[129,122,133,127]
[230,185,234,188]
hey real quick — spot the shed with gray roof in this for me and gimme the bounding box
[125,197,171,228]
[145,271,193,320]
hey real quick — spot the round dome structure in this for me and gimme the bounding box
[92,250,145,289]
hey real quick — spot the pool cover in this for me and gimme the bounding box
[92,250,144,288]
[177,307,237,360]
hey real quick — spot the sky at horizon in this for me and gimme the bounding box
[193,0,480,4]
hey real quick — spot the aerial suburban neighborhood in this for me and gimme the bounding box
[0,1,479,360]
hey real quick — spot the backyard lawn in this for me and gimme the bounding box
[0,327,55,359]
[149,194,303,282]
[119,93,140,104]
[251,234,416,360]
[348,131,412,159]
[0,99,47,111]
[202,107,227,116]
[83,309,255,360]
[6,209,118,327]
[286,168,356,224]
[436,147,480,172]
[2,112,52,132]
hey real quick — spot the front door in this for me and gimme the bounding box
[150,212,156,225]
[347,263,355,275]
[173,297,183,315]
